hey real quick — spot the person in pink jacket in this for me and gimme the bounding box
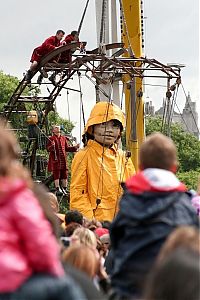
[0,122,85,300]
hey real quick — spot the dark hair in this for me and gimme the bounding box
[56,30,65,35]
[65,222,81,237]
[65,210,83,226]
[71,30,78,36]
[32,183,61,238]
[101,220,111,230]
[144,248,200,300]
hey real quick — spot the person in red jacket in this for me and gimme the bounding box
[47,125,79,196]
[25,29,65,82]
[59,30,79,63]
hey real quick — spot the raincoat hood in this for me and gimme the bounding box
[126,168,187,194]
[120,168,189,221]
[84,102,125,135]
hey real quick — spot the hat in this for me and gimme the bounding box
[100,233,110,244]
[84,102,125,136]
[95,227,109,237]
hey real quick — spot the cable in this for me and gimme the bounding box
[78,72,86,127]
[78,0,90,35]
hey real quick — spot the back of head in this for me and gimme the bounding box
[72,227,97,248]
[0,120,33,187]
[62,245,97,278]
[0,120,20,177]
[48,192,59,213]
[65,210,83,226]
[139,132,177,170]
[65,222,81,237]
[144,248,200,300]
[157,226,200,264]
[32,183,60,238]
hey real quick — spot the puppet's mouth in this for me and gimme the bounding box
[103,135,114,138]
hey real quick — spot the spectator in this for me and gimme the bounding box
[62,245,98,279]
[0,121,86,300]
[65,209,84,226]
[144,248,200,300]
[191,176,200,216]
[48,192,59,213]
[64,222,82,237]
[71,227,97,249]
[86,219,102,232]
[110,132,199,299]
[156,226,200,264]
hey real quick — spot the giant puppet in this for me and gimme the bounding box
[70,102,135,221]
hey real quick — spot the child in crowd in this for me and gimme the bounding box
[110,132,199,299]
[0,122,84,300]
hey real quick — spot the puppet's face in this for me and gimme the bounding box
[93,120,121,147]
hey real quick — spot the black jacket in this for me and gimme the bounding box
[110,169,199,299]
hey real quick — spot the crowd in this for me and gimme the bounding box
[0,99,199,300]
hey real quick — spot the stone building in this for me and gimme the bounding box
[145,93,199,139]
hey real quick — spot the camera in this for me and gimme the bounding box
[60,237,71,247]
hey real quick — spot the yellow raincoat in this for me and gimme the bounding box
[70,102,135,221]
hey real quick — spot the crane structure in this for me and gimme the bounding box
[95,0,182,170]
[2,0,182,181]
[121,0,144,169]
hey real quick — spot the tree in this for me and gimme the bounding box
[145,116,200,172]
[0,71,20,107]
[145,116,200,189]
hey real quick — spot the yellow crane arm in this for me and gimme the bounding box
[121,0,145,170]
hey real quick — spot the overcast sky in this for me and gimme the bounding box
[0,0,199,141]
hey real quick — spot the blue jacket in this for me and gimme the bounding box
[110,169,199,298]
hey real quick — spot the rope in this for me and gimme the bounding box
[66,90,71,122]
[96,100,113,201]
[84,73,110,99]
[78,0,90,35]
[78,72,86,127]
[174,103,191,133]
[161,97,168,133]
[120,81,125,110]
[167,85,179,136]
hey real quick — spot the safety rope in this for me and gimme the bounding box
[167,85,179,136]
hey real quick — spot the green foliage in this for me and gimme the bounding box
[48,111,74,135]
[0,71,19,109]
[145,116,200,172]
[145,116,200,189]
[177,170,200,190]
